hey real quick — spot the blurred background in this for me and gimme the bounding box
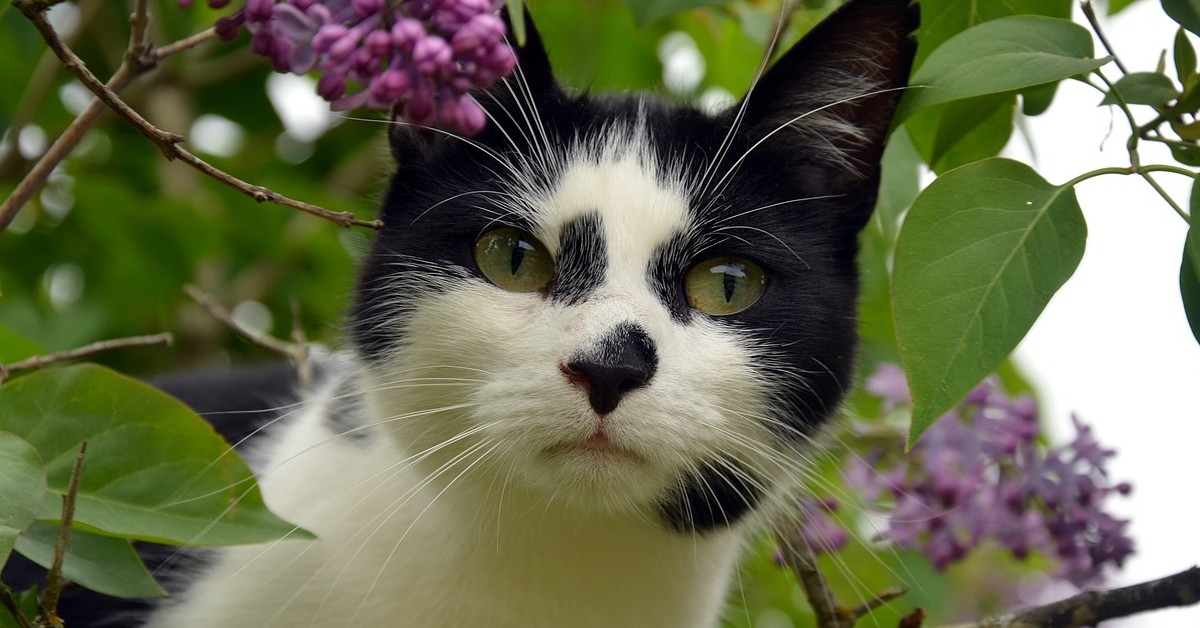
[1,0,1196,625]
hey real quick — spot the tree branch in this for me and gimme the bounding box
[0,333,174,385]
[951,566,1200,628]
[36,442,87,628]
[185,285,312,391]
[776,524,906,627]
[4,2,382,232]
[0,584,35,628]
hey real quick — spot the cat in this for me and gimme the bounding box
[6,0,917,625]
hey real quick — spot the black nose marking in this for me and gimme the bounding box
[565,323,658,415]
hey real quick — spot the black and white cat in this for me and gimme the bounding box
[137,1,918,625]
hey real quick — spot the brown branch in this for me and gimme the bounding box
[37,442,87,628]
[952,566,1200,628]
[185,285,312,388]
[776,527,853,628]
[0,332,174,385]
[4,3,382,232]
[0,584,36,628]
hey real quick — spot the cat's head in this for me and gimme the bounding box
[350,0,916,533]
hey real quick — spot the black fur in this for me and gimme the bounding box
[551,212,607,305]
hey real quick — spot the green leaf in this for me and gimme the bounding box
[907,94,1015,174]
[892,158,1087,443]
[1182,240,1200,345]
[913,0,1071,70]
[15,521,165,599]
[1164,0,1200,37]
[0,432,46,566]
[0,364,309,546]
[0,323,44,363]
[1170,141,1200,165]
[896,16,1110,121]
[1182,181,1200,345]
[506,0,525,46]
[1176,28,1197,87]
[1108,0,1139,13]
[1100,72,1179,106]
[1021,81,1060,116]
[623,0,729,27]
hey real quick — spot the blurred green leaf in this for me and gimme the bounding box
[0,584,38,627]
[15,520,165,599]
[1164,0,1200,36]
[892,158,1086,443]
[0,323,45,363]
[1100,72,1179,105]
[1108,0,1140,13]
[623,0,730,27]
[0,432,45,567]
[897,16,1109,121]
[506,0,526,45]
[1176,28,1197,87]
[0,364,309,546]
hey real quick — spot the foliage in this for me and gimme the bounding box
[1,0,1198,625]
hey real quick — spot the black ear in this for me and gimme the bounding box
[741,0,917,200]
[388,6,559,165]
[501,7,558,100]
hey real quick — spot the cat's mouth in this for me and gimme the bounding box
[544,433,647,466]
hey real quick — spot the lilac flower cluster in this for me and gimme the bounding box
[798,364,1134,587]
[185,0,516,135]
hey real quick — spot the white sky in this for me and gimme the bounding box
[1011,3,1200,626]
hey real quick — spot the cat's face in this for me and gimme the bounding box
[351,0,915,533]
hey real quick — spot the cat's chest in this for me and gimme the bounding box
[148,397,743,628]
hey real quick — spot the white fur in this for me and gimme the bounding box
[147,127,795,628]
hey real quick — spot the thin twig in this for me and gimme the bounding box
[7,4,382,231]
[0,332,173,385]
[289,299,313,393]
[1141,172,1191,221]
[185,285,312,375]
[949,565,1200,627]
[0,0,105,180]
[0,584,36,628]
[847,587,908,620]
[37,442,87,628]
[776,527,852,628]
[0,63,139,232]
[1080,2,1130,76]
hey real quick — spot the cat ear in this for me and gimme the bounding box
[501,7,558,99]
[388,7,558,164]
[740,0,917,203]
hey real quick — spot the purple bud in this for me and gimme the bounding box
[214,13,245,41]
[207,0,231,7]
[365,29,392,57]
[352,0,385,18]
[413,36,452,76]
[312,24,348,53]
[391,18,427,53]
[317,73,348,101]
[245,0,274,24]
[368,69,411,105]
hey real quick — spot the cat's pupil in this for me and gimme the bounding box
[510,239,532,275]
[715,263,746,303]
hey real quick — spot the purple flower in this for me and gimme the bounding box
[814,364,1134,587]
[191,0,516,136]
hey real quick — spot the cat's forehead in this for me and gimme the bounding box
[532,126,691,271]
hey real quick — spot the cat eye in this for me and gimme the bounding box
[683,257,767,316]
[474,227,555,293]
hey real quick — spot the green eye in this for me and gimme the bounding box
[684,256,767,316]
[474,227,555,293]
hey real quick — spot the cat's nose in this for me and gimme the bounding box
[564,324,657,415]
